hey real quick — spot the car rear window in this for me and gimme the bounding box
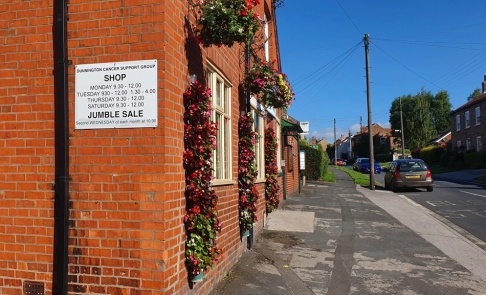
[398,161,426,172]
[361,159,369,163]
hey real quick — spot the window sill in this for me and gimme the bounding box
[211,179,236,187]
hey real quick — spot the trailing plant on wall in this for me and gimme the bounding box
[264,127,280,213]
[193,0,262,47]
[183,80,222,279]
[244,60,295,109]
[238,113,259,234]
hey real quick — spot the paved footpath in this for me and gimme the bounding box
[211,169,486,295]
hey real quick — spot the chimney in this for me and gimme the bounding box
[483,75,486,94]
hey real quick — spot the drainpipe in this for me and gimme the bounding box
[244,42,254,249]
[53,1,69,294]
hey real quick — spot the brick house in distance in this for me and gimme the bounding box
[450,76,486,152]
[0,1,301,295]
[351,123,396,158]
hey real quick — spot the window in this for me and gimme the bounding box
[456,140,461,149]
[456,114,461,131]
[380,137,386,145]
[476,106,481,126]
[465,111,470,128]
[466,138,472,150]
[264,14,269,62]
[252,108,265,180]
[477,136,482,152]
[207,66,232,181]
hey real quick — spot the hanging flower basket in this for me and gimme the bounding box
[183,80,222,279]
[191,270,204,283]
[245,61,295,109]
[195,0,262,47]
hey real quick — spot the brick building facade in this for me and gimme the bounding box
[450,77,486,152]
[0,1,301,294]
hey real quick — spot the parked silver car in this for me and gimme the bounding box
[384,159,433,192]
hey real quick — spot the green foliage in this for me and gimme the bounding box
[321,168,336,182]
[195,0,261,47]
[390,88,452,151]
[326,144,335,159]
[464,151,486,168]
[337,166,380,187]
[430,91,452,134]
[419,145,446,165]
[300,144,329,180]
[468,88,482,101]
[245,61,294,109]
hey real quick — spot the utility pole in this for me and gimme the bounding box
[364,34,375,190]
[399,97,405,158]
[334,118,337,164]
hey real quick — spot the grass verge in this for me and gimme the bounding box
[321,168,336,182]
[473,175,486,183]
[336,166,383,188]
[428,165,459,174]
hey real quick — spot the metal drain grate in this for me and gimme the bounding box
[23,281,44,295]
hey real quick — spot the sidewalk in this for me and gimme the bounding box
[211,168,486,295]
[434,168,486,183]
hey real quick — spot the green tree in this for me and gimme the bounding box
[389,88,449,151]
[389,95,412,150]
[467,88,482,101]
[408,89,433,149]
[430,90,452,134]
[326,144,335,160]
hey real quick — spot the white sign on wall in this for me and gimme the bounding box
[299,151,305,170]
[75,59,158,129]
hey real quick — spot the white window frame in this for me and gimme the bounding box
[466,138,472,150]
[465,111,470,128]
[456,114,461,131]
[477,136,482,152]
[476,106,481,126]
[264,14,269,62]
[251,105,265,181]
[207,65,232,183]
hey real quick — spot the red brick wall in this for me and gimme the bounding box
[1,1,57,294]
[451,98,486,152]
[0,0,280,295]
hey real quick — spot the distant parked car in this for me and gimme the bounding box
[353,158,381,174]
[384,159,433,192]
[331,158,346,166]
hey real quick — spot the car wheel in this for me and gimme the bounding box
[427,186,433,192]
[391,182,398,193]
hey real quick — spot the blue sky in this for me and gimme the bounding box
[276,0,486,143]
